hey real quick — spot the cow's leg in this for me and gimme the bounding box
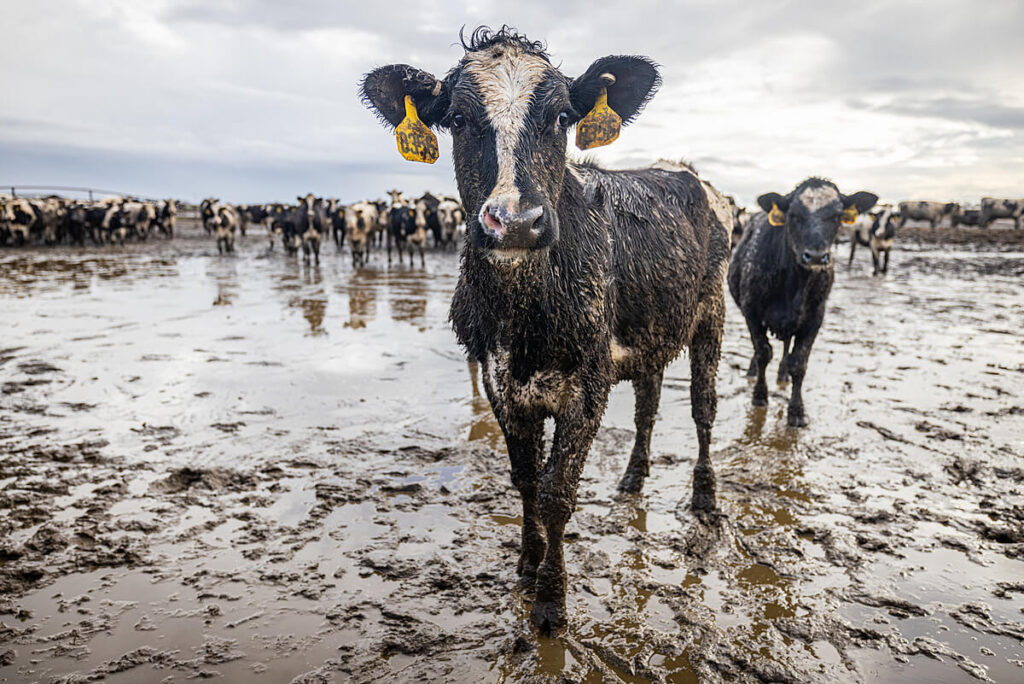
[746,319,772,406]
[848,239,857,266]
[777,336,791,385]
[882,249,890,274]
[532,397,605,635]
[690,314,722,516]
[505,421,547,590]
[419,243,425,267]
[871,248,880,276]
[618,368,664,494]
[786,320,822,428]
[745,356,757,378]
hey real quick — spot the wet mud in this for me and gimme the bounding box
[1,224,1022,682]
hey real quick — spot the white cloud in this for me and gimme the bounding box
[1,0,1022,204]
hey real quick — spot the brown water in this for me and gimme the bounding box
[1,227,1022,683]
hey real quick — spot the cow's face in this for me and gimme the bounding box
[758,179,877,270]
[873,208,898,239]
[361,27,659,255]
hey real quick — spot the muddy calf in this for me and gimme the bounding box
[361,26,730,634]
[730,178,877,426]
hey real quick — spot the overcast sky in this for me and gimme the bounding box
[2,0,1022,206]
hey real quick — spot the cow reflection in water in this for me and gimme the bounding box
[388,271,429,327]
[284,267,327,336]
[209,259,239,307]
[342,269,380,329]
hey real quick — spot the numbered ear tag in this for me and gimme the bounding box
[768,203,786,227]
[841,206,859,225]
[575,87,621,150]
[395,95,438,164]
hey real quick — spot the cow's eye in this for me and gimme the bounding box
[557,111,570,129]
[451,113,466,130]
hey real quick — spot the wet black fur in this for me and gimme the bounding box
[361,26,728,635]
[729,178,876,427]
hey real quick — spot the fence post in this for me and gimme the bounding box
[89,190,94,201]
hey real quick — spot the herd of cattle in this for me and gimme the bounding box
[0,195,176,246]
[199,190,465,266]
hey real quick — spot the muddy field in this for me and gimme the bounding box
[1,221,1022,683]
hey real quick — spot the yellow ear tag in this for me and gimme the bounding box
[841,206,858,225]
[395,95,438,164]
[768,203,786,227]
[575,87,621,150]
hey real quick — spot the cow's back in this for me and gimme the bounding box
[572,163,729,374]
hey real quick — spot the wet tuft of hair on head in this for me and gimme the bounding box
[459,25,549,60]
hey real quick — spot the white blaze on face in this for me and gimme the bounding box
[463,46,549,217]
[796,184,840,212]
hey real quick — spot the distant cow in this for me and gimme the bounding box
[952,207,981,227]
[389,200,424,266]
[4,198,36,245]
[730,178,876,427]
[298,193,325,264]
[324,199,346,249]
[120,201,157,241]
[153,199,176,238]
[345,201,377,268]
[414,192,444,247]
[436,197,465,249]
[848,205,897,275]
[898,201,958,228]
[206,202,240,254]
[979,197,1024,229]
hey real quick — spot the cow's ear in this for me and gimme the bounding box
[570,55,660,126]
[843,192,878,214]
[757,193,788,213]
[360,64,450,129]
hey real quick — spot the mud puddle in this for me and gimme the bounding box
[1,228,1022,682]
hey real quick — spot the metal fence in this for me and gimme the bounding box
[2,185,171,203]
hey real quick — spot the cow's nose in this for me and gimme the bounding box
[802,249,830,266]
[480,202,544,240]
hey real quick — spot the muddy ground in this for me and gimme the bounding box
[1,220,1022,683]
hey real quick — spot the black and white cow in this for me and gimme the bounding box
[4,198,36,246]
[848,204,897,275]
[298,193,325,264]
[952,206,981,227]
[205,201,240,254]
[385,191,425,266]
[324,198,346,249]
[979,197,1024,229]
[898,200,958,228]
[414,192,444,247]
[436,197,465,248]
[362,26,730,634]
[344,201,377,267]
[153,199,176,238]
[730,178,877,427]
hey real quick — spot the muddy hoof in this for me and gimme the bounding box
[752,394,768,407]
[617,471,645,494]
[787,412,808,428]
[531,599,567,636]
[517,560,538,592]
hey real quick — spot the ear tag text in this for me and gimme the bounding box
[395,95,438,164]
[575,86,621,150]
[768,203,786,227]
[841,206,859,225]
